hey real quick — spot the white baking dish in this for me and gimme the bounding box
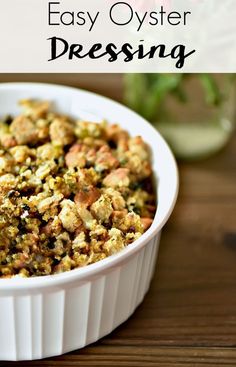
[0,83,178,361]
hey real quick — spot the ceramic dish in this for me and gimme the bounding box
[0,83,178,361]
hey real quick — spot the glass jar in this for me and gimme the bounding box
[124,74,236,160]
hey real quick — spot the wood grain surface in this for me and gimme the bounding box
[0,74,236,367]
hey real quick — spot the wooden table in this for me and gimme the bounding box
[0,74,236,367]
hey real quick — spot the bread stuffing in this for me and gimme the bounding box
[0,100,156,278]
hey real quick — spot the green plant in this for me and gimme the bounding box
[124,74,235,160]
[125,74,223,122]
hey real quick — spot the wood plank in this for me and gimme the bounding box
[2,347,236,367]
[0,74,124,102]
